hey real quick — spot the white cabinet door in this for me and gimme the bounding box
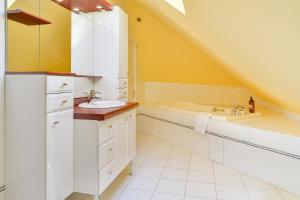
[117,7,128,78]
[72,13,94,76]
[115,115,128,174]
[127,110,136,162]
[47,110,74,200]
[93,11,117,77]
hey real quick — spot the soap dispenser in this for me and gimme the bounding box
[249,96,255,113]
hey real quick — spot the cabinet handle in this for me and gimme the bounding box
[108,170,113,175]
[108,125,113,128]
[53,121,60,126]
[61,100,68,104]
[109,147,113,152]
[61,83,68,88]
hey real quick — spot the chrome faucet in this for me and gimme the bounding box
[87,90,103,103]
[231,105,247,116]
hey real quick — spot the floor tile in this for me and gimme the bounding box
[161,168,188,181]
[152,192,184,200]
[188,170,214,183]
[155,179,186,195]
[166,159,189,170]
[170,152,190,161]
[279,190,300,200]
[100,186,124,200]
[127,176,159,191]
[136,165,164,178]
[241,174,275,190]
[189,160,213,171]
[145,156,168,167]
[214,172,244,186]
[190,154,211,163]
[173,146,190,154]
[137,149,152,157]
[247,188,283,200]
[216,185,249,200]
[118,189,153,200]
[184,197,216,200]
[213,162,239,174]
[185,181,216,199]
[111,174,133,188]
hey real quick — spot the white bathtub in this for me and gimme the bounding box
[138,102,300,196]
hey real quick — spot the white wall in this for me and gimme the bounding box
[0,0,5,198]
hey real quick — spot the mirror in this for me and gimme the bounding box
[7,0,71,72]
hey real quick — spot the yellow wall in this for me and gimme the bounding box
[121,1,240,86]
[7,0,71,72]
[135,0,300,113]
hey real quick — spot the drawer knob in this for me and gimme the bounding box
[108,125,113,128]
[109,147,113,152]
[61,83,68,88]
[53,121,60,126]
[108,170,113,175]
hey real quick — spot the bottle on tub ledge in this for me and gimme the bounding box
[249,96,255,113]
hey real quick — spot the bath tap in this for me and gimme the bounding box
[231,105,247,116]
[212,107,225,112]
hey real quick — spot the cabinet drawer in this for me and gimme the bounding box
[117,78,128,89]
[47,76,74,93]
[47,93,74,112]
[99,160,115,194]
[117,88,128,99]
[98,122,115,145]
[98,138,115,169]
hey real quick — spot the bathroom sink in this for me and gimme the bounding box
[79,101,126,109]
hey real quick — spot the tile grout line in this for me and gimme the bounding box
[239,171,253,200]
[212,161,219,200]
[183,149,192,199]
[150,143,175,199]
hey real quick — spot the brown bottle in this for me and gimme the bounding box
[249,96,255,113]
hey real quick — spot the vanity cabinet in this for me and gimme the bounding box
[5,74,74,200]
[74,109,136,198]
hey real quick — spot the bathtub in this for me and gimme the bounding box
[138,102,300,196]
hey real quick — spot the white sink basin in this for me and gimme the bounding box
[79,101,126,109]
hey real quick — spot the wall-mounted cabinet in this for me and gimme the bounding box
[72,6,129,101]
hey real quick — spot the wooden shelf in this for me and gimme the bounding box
[7,9,51,25]
[51,0,113,13]
[75,74,103,79]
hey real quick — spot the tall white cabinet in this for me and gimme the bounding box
[5,74,74,200]
[0,0,5,199]
[72,7,129,101]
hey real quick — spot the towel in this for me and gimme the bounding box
[195,112,212,135]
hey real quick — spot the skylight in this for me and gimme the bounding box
[164,0,186,15]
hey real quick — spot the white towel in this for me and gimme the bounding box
[195,112,212,135]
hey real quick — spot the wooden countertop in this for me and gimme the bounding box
[74,102,139,121]
[6,71,76,76]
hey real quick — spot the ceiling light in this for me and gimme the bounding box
[73,7,80,12]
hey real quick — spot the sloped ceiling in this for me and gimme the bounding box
[133,0,300,113]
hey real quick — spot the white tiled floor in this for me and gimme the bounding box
[72,133,300,200]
